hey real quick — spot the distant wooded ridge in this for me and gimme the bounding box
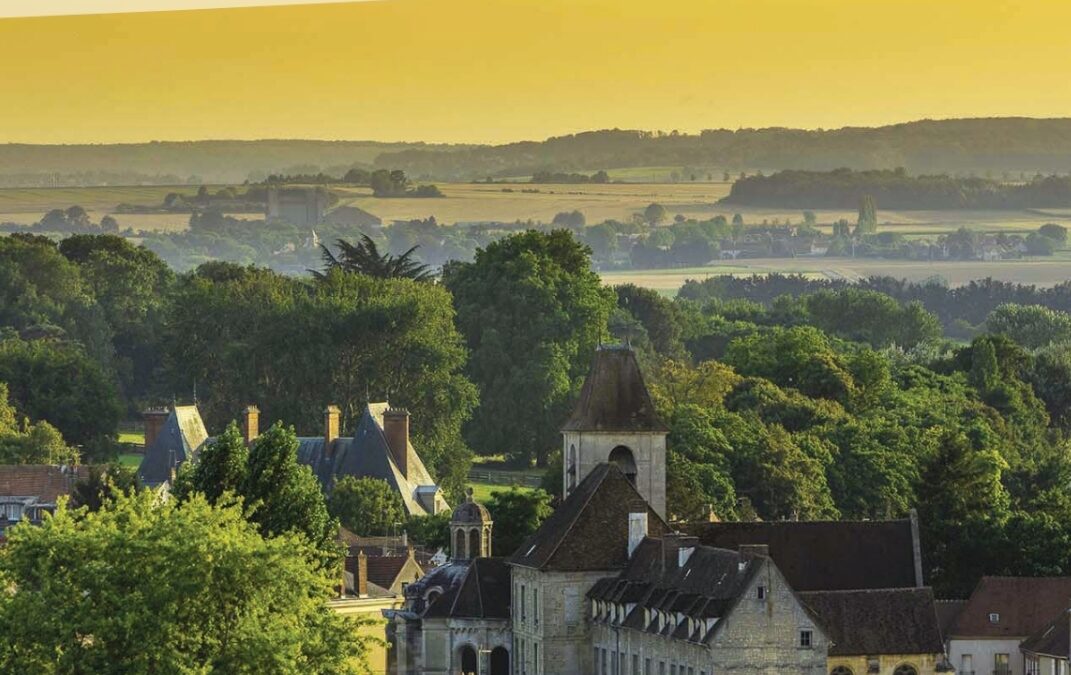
[5,117,1071,184]
[721,168,1071,209]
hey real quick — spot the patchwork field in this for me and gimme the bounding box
[602,258,1071,295]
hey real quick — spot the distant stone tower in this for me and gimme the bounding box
[561,345,668,517]
[451,489,493,561]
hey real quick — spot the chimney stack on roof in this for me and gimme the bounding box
[242,405,260,445]
[628,501,648,558]
[324,405,341,454]
[142,406,170,449]
[383,408,410,479]
[356,551,369,598]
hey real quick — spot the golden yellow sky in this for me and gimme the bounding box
[1,0,1070,144]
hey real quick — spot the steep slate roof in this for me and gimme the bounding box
[137,405,208,486]
[508,463,670,571]
[949,576,1071,638]
[442,558,512,620]
[0,464,89,502]
[1022,609,1071,659]
[562,346,668,433]
[684,519,920,592]
[799,588,945,656]
[296,403,444,516]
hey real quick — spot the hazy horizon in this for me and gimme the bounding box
[2,0,1071,145]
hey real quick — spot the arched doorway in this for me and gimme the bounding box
[458,645,478,675]
[490,646,510,675]
[609,445,637,484]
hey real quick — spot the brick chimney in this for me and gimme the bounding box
[383,408,410,478]
[324,405,341,453]
[241,405,260,445]
[356,551,369,598]
[142,407,170,448]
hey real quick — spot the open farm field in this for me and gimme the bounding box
[0,185,215,213]
[336,182,734,225]
[602,258,1071,295]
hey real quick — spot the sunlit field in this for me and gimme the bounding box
[602,258,1071,295]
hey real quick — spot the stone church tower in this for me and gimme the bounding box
[561,345,668,517]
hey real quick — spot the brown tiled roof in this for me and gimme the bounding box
[1022,608,1071,659]
[950,576,1071,638]
[0,464,88,502]
[684,519,920,592]
[800,588,945,656]
[561,346,667,433]
[935,599,966,640]
[508,463,669,571]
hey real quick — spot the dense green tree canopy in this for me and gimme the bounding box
[443,230,614,466]
[0,491,372,674]
[328,476,407,537]
[163,265,476,496]
[484,487,554,557]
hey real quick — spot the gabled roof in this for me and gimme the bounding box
[949,576,1071,639]
[444,557,511,620]
[0,464,89,503]
[799,588,945,656]
[935,599,967,641]
[684,518,920,592]
[562,346,667,433]
[137,406,208,486]
[297,403,444,516]
[1022,609,1071,659]
[508,463,670,571]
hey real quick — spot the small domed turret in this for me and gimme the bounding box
[451,488,493,560]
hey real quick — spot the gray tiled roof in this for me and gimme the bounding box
[296,403,445,516]
[137,406,207,487]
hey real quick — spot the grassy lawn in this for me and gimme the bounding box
[467,481,534,502]
[117,453,142,469]
[118,430,145,445]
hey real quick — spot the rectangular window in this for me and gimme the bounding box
[756,585,766,600]
[534,643,539,675]
[632,654,639,675]
[521,585,527,623]
[564,588,580,626]
[602,648,608,675]
[594,648,600,675]
[520,640,526,675]
[534,587,540,626]
[687,668,694,675]
[799,630,812,648]
[619,652,626,675]
[658,661,665,675]
[995,653,1010,675]
[645,658,652,675]
[670,665,677,675]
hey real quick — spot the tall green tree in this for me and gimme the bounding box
[855,194,877,235]
[0,491,372,674]
[0,338,120,457]
[328,476,407,537]
[172,422,248,504]
[443,230,614,466]
[240,423,338,565]
[318,235,433,282]
[0,382,77,465]
[485,488,553,557]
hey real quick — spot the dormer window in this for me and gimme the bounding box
[989,612,1000,624]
